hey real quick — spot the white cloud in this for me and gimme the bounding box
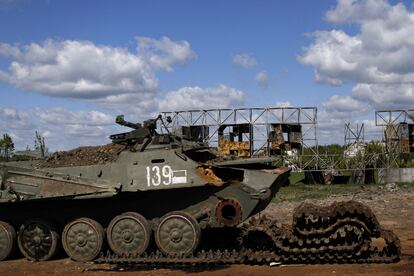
[0,37,195,99]
[0,37,248,150]
[325,0,390,24]
[317,110,382,144]
[318,94,371,143]
[36,108,114,126]
[232,53,257,69]
[255,71,269,88]
[322,95,369,115]
[1,83,246,150]
[0,107,117,150]
[275,101,292,107]
[0,42,22,59]
[351,83,414,109]
[159,84,245,111]
[0,107,36,149]
[299,0,414,140]
[299,30,361,85]
[0,107,34,130]
[95,90,162,121]
[136,36,196,71]
[300,0,414,87]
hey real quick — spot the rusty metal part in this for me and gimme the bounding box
[218,137,250,157]
[196,166,223,186]
[292,200,381,236]
[96,249,243,267]
[240,200,400,264]
[215,199,243,227]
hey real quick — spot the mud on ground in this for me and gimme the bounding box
[0,185,413,276]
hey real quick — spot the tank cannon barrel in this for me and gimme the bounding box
[111,115,157,146]
[115,115,142,130]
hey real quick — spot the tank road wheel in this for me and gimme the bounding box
[107,212,151,256]
[0,221,16,261]
[155,211,201,256]
[17,219,59,261]
[62,218,104,262]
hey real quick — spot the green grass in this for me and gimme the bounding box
[395,182,414,188]
[273,181,414,203]
[288,172,305,185]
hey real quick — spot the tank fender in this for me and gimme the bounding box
[249,188,271,200]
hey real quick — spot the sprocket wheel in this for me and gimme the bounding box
[107,212,151,256]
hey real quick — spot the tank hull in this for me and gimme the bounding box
[0,165,290,230]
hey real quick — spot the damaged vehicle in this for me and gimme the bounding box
[0,115,400,265]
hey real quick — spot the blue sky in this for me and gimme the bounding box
[0,0,334,107]
[1,0,414,150]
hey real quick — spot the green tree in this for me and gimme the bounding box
[34,131,48,160]
[0,133,15,161]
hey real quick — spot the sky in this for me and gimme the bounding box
[1,0,414,150]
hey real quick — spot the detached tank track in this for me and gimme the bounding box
[96,249,243,267]
[95,201,400,266]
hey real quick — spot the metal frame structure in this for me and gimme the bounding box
[375,110,414,126]
[344,123,365,184]
[315,123,367,170]
[317,123,367,171]
[344,123,364,147]
[159,107,318,169]
[375,110,414,166]
[155,108,414,184]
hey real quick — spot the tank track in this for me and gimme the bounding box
[95,201,400,266]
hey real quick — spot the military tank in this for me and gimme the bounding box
[0,115,400,265]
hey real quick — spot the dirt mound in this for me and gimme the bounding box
[33,144,126,168]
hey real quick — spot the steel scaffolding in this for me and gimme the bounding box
[375,110,414,167]
[344,123,366,184]
[375,110,414,126]
[155,108,414,182]
[159,107,318,169]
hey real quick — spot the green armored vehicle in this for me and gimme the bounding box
[0,115,401,265]
[0,115,290,262]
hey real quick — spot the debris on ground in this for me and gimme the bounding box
[33,144,126,168]
[384,183,399,192]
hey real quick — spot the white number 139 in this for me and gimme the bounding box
[146,165,172,187]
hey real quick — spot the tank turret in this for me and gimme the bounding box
[110,115,173,148]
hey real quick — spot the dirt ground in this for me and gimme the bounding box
[0,185,413,276]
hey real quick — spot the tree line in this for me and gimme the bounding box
[0,133,15,161]
[0,131,47,161]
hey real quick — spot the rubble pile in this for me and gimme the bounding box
[33,144,125,168]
